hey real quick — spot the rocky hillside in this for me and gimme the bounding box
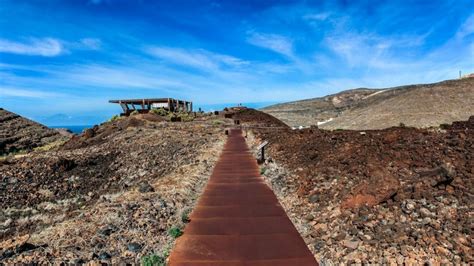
[0,113,231,264]
[0,108,67,155]
[237,108,473,264]
[262,77,474,130]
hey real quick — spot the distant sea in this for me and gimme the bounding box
[51,125,93,134]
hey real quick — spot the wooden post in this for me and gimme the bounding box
[257,141,269,163]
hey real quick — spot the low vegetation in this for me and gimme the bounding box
[109,114,122,122]
[141,254,165,266]
[33,139,66,152]
[168,227,183,238]
[181,208,191,223]
[150,108,168,116]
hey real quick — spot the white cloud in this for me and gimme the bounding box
[324,32,428,69]
[145,46,247,70]
[456,14,474,39]
[0,38,63,57]
[59,64,192,91]
[0,87,63,98]
[0,37,102,56]
[79,38,102,50]
[303,12,331,21]
[247,32,294,57]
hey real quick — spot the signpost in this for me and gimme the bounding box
[257,140,269,163]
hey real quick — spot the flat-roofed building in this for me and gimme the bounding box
[109,98,192,116]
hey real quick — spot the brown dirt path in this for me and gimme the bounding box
[168,129,317,265]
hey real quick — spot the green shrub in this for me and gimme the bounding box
[181,209,191,223]
[212,120,223,125]
[161,247,171,258]
[150,108,168,116]
[168,227,183,238]
[178,112,194,122]
[130,110,140,116]
[141,254,165,266]
[260,167,266,175]
[399,122,406,128]
[109,115,121,122]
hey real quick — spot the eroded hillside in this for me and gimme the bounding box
[262,77,474,130]
[0,108,68,155]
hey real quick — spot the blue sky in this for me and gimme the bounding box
[1,0,473,125]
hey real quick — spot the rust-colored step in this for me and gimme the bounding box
[168,129,317,265]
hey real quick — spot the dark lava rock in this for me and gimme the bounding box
[98,225,118,237]
[308,194,319,203]
[127,242,142,252]
[313,241,325,251]
[99,252,111,260]
[138,181,154,193]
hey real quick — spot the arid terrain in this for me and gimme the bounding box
[262,77,474,130]
[1,105,473,264]
[234,109,473,264]
[0,108,69,156]
[0,112,230,264]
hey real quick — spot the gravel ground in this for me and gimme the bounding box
[241,108,473,264]
[0,114,229,264]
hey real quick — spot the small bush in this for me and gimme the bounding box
[260,167,266,175]
[399,122,406,128]
[181,209,191,223]
[109,115,121,122]
[130,110,140,116]
[440,123,450,130]
[178,112,194,122]
[150,108,168,116]
[212,120,223,125]
[161,247,171,258]
[141,254,165,266]
[168,227,183,238]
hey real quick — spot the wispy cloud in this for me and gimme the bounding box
[59,64,192,91]
[456,14,474,39]
[303,12,331,22]
[0,87,63,98]
[0,38,63,57]
[0,37,102,57]
[324,31,429,69]
[246,32,294,58]
[78,38,102,50]
[145,46,248,71]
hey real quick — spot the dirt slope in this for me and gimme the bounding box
[0,108,67,155]
[0,114,230,264]
[261,89,378,128]
[262,77,474,130]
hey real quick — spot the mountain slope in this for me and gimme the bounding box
[262,77,474,130]
[0,108,67,155]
